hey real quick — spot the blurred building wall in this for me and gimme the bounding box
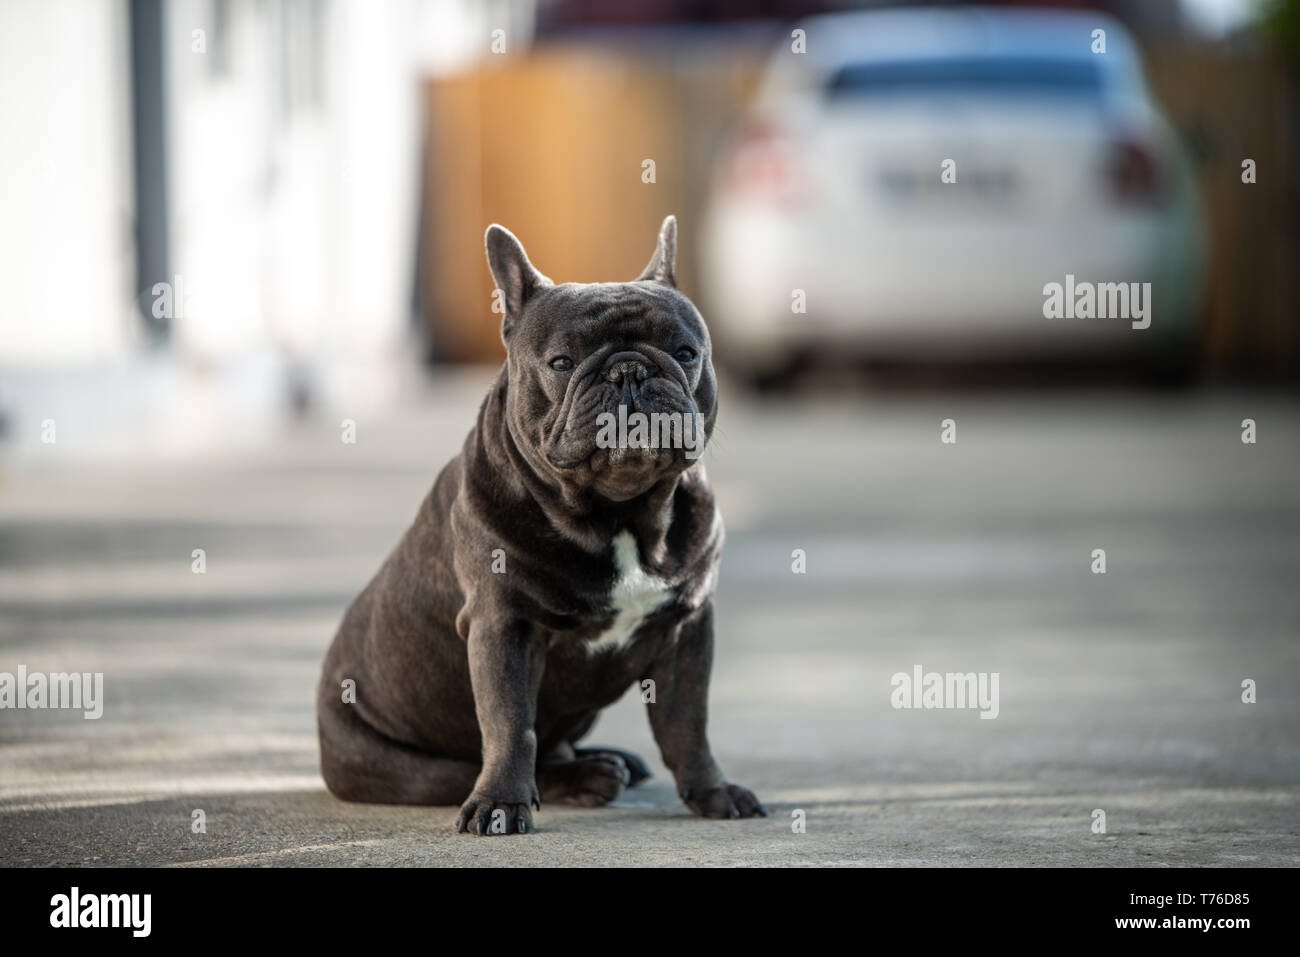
[1,0,536,464]
[0,0,136,366]
[164,0,429,368]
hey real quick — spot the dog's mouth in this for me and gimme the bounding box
[546,405,705,468]
[542,363,707,496]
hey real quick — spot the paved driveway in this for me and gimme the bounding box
[2,374,1297,865]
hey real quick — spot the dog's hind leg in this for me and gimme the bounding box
[318,686,479,806]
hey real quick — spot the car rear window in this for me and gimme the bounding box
[826,57,1104,99]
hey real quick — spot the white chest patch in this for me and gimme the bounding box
[587,531,673,656]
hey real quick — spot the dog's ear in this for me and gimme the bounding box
[485,224,553,334]
[634,215,677,287]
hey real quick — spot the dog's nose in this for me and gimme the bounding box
[605,356,650,387]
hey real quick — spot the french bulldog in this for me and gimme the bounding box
[316,215,764,835]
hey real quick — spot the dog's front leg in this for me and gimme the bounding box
[456,620,544,835]
[646,601,766,819]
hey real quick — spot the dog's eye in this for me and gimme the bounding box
[549,356,574,372]
[674,347,696,363]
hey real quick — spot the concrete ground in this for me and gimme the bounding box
[1,372,1298,866]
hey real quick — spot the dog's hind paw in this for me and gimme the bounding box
[538,753,632,807]
[573,747,652,787]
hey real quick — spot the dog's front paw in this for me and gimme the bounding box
[682,782,766,819]
[455,786,540,836]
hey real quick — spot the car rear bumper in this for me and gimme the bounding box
[700,207,1204,365]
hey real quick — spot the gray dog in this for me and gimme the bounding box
[316,216,764,835]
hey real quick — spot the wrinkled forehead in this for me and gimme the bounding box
[515,282,706,352]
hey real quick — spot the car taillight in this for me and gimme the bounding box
[722,119,808,207]
[1105,137,1166,206]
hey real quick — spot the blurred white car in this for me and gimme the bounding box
[700,7,1207,384]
